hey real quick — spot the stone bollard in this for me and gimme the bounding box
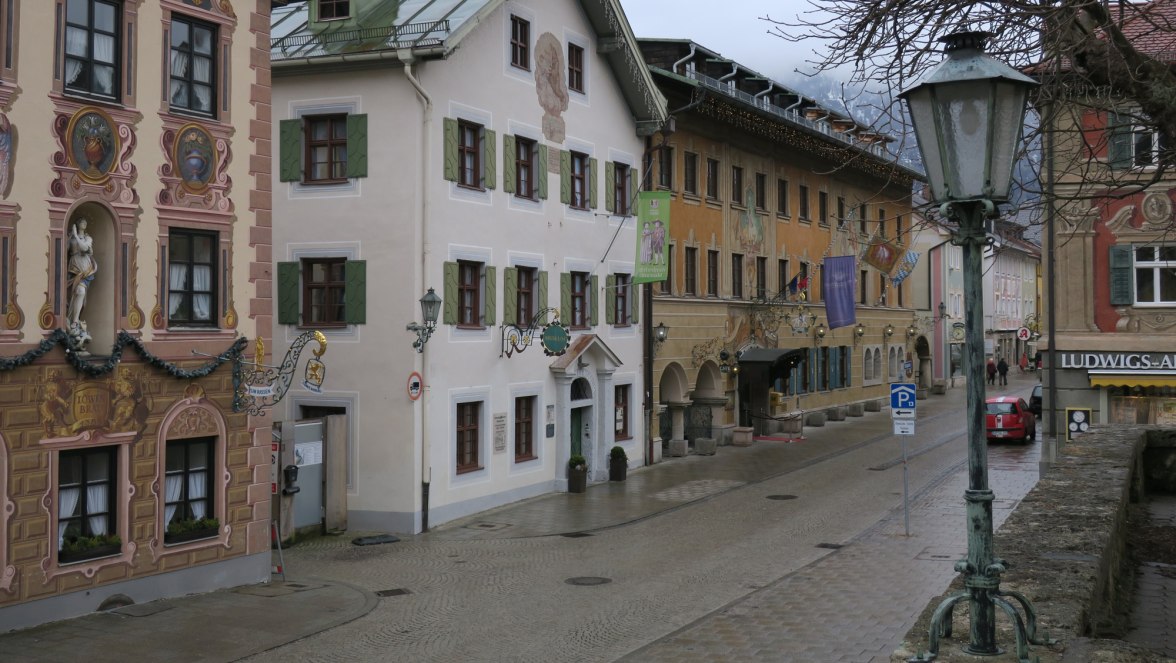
[805,411,827,427]
[916,387,928,400]
[826,406,847,421]
[667,439,688,457]
[732,427,754,447]
[865,399,882,412]
[931,381,947,395]
[713,423,735,446]
[779,416,803,434]
[694,437,717,456]
[847,402,865,417]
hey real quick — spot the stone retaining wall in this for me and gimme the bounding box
[892,426,1166,662]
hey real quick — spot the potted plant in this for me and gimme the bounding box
[567,454,587,493]
[58,533,122,564]
[165,516,220,545]
[609,445,628,481]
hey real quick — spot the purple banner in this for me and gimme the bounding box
[823,255,857,330]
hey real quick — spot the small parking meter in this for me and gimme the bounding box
[282,464,301,495]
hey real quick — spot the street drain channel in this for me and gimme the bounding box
[375,588,412,597]
[561,532,592,538]
[816,543,844,550]
[765,494,798,501]
[565,576,612,586]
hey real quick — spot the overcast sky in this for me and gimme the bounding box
[618,0,834,84]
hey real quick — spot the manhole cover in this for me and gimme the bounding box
[375,588,412,597]
[561,532,592,538]
[765,494,798,501]
[464,521,511,531]
[565,576,612,586]
[352,534,400,546]
[816,542,844,550]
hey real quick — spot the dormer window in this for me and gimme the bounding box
[319,0,350,21]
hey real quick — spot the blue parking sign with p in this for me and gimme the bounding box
[891,383,917,410]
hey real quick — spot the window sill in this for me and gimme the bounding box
[682,192,700,201]
[511,63,531,73]
[300,323,348,330]
[458,183,486,193]
[514,193,538,202]
[514,455,538,463]
[302,178,351,187]
[615,434,633,441]
[456,324,486,331]
[731,202,747,211]
[456,466,483,475]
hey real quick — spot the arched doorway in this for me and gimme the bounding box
[915,336,932,388]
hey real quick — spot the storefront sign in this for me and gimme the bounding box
[1060,352,1176,371]
[541,323,570,356]
[493,413,507,452]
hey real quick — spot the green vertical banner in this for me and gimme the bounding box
[633,191,671,284]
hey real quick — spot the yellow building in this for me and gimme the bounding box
[0,1,272,631]
[637,40,922,449]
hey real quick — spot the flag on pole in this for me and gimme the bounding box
[823,256,857,329]
[633,191,672,284]
[890,250,921,287]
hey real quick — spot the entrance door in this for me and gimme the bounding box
[292,420,324,532]
[570,407,583,456]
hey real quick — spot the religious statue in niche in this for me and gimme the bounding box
[0,112,12,198]
[534,32,568,143]
[67,108,117,183]
[67,217,97,353]
[174,124,215,192]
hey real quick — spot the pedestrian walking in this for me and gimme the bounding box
[986,358,997,385]
[1019,352,1029,373]
[997,357,1009,386]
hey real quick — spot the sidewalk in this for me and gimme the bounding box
[0,376,1038,662]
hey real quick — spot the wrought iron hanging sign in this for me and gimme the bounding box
[501,308,569,358]
[236,330,327,415]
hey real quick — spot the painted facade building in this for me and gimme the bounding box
[906,211,964,388]
[1040,0,1176,436]
[0,1,273,631]
[635,40,922,443]
[270,0,665,534]
[983,220,1040,368]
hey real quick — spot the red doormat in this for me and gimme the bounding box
[754,435,806,443]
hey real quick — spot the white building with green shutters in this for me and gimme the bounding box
[270,0,666,534]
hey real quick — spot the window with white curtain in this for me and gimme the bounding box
[169,15,216,116]
[168,228,218,327]
[58,446,117,561]
[64,0,121,100]
[164,437,215,542]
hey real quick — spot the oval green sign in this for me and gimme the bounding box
[541,323,570,356]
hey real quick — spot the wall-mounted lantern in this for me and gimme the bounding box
[407,288,442,352]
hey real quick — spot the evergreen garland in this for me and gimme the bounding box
[0,328,247,380]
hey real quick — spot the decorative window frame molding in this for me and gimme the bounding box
[450,386,492,484]
[147,387,231,561]
[39,430,137,583]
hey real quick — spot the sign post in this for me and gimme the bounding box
[891,383,917,536]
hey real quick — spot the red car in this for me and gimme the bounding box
[985,396,1036,443]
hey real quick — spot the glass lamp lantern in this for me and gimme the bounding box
[899,32,1038,204]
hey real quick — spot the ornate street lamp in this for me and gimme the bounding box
[901,32,1048,661]
[854,322,866,344]
[653,322,669,356]
[814,321,827,343]
[407,288,442,352]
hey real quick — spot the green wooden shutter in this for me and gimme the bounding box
[483,265,497,325]
[279,119,302,182]
[630,281,639,324]
[277,261,300,324]
[560,150,571,204]
[560,272,571,323]
[605,274,616,324]
[443,261,458,324]
[503,136,516,194]
[605,161,616,213]
[831,346,840,389]
[1108,112,1132,170]
[588,157,598,209]
[503,267,518,326]
[443,117,458,181]
[484,129,497,190]
[345,114,368,178]
[808,348,817,393]
[589,275,599,326]
[343,260,366,324]
[538,270,549,311]
[537,144,549,200]
[1110,244,1134,306]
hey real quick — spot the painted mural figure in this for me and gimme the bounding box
[67,217,97,352]
[534,32,569,142]
[651,220,665,264]
[640,221,653,262]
